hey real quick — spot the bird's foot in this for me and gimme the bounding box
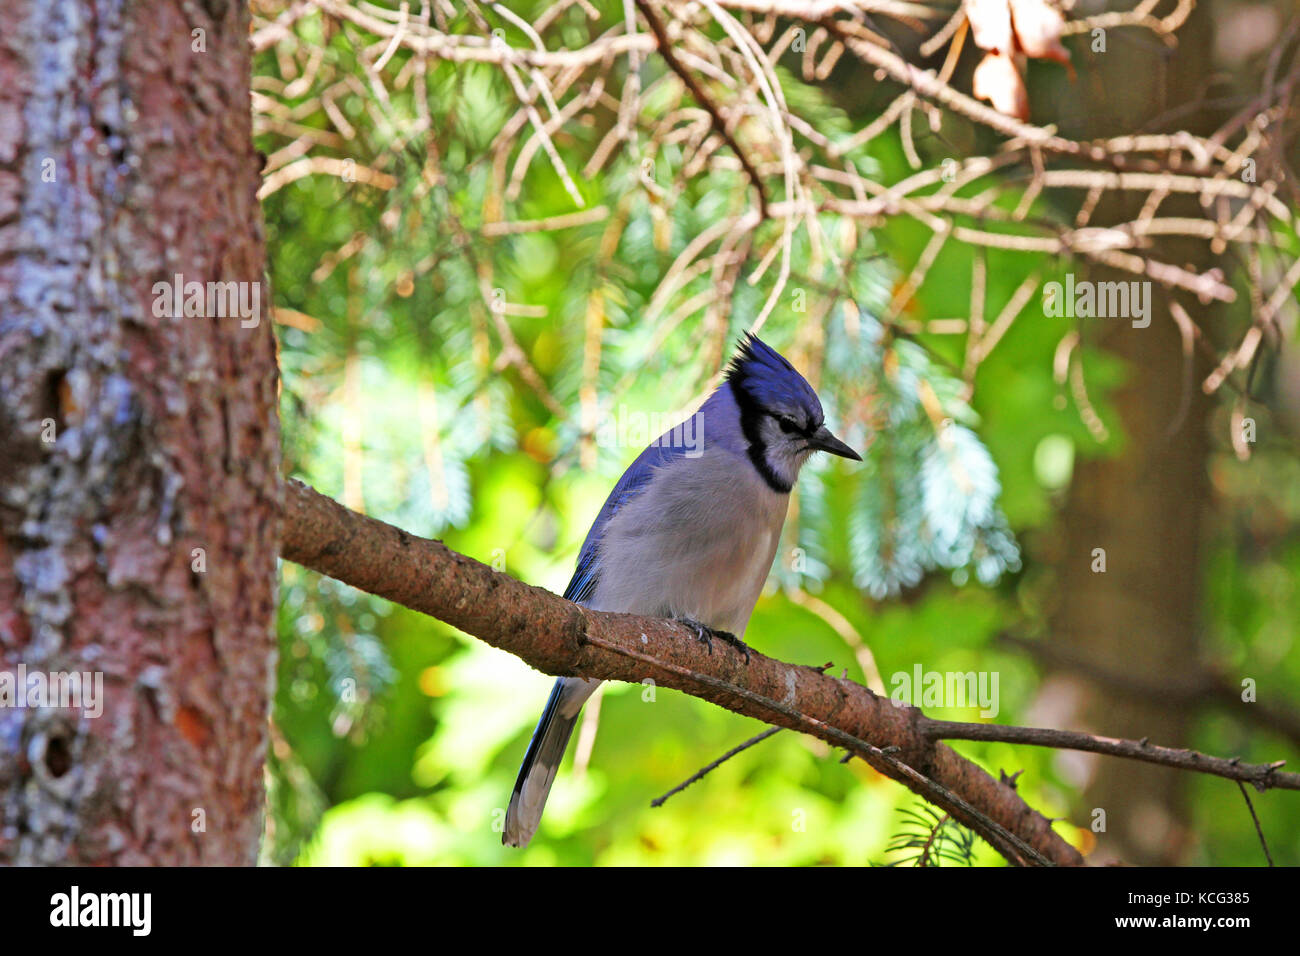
[675,618,751,663]
[677,617,714,654]
[712,628,751,662]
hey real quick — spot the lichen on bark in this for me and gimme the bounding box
[0,0,279,865]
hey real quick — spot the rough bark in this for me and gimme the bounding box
[0,0,277,864]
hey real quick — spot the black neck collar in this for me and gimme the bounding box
[728,378,793,494]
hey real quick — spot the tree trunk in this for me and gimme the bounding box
[1043,8,1216,865]
[0,0,277,864]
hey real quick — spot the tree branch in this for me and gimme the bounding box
[280,477,1078,865]
[277,478,1300,861]
[999,632,1300,754]
[922,722,1298,792]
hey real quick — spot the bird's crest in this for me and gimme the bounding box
[725,331,796,383]
[724,331,821,421]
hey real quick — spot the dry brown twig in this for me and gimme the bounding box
[252,0,1300,435]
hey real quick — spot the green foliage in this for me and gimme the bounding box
[880,805,976,867]
[825,309,1020,597]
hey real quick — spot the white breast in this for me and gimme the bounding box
[586,446,790,636]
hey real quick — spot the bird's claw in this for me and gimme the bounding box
[716,630,752,663]
[675,618,751,663]
[678,618,713,654]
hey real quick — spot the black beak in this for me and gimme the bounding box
[808,425,862,461]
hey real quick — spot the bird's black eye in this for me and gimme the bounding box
[778,416,800,434]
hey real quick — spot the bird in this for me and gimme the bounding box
[502,332,861,847]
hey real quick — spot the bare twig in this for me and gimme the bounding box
[253,0,1300,429]
[1237,781,1275,867]
[922,720,1299,792]
[650,726,783,807]
[635,0,770,218]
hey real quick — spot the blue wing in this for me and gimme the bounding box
[562,439,691,605]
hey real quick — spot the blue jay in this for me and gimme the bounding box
[503,333,860,847]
